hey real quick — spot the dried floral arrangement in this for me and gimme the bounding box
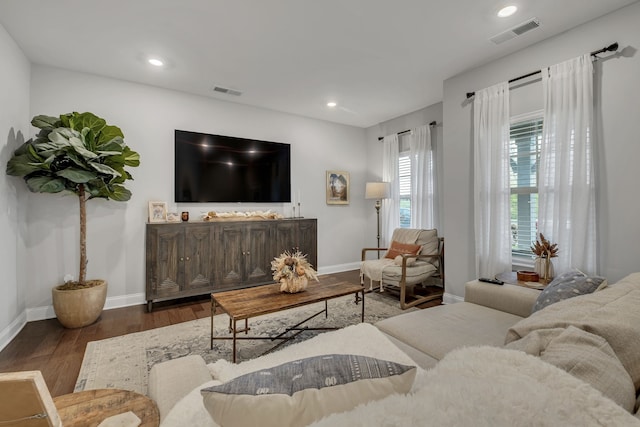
[531,233,558,258]
[271,250,318,293]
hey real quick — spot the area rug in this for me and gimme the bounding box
[75,292,413,395]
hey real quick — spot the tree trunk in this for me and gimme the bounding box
[79,186,87,285]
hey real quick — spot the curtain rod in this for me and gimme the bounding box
[465,42,618,99]
[377,121,437,141]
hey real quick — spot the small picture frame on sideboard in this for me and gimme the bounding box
[166,212,181,223]
[148,201,167,223]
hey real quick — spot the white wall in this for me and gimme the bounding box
[442,2,640,299]
[0,24,30,347]
[23,65,368,318]
[363,103,444,247]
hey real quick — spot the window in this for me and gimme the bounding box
[399,136,411,227]
[399,155,411,227]
[510,114,543,257]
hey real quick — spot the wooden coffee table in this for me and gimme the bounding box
[211,281,365,362]
[53,389,159,427]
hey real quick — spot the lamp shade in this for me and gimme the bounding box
[365,182,390,200]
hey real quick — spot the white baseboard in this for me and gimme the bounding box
[105,292,146,310]
[0,311,27,353]
[443,292,463,304]
[317,261,360,276]
[26,292,147,323]
[26,305,56,322]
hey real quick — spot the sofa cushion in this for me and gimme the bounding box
[507,272,640,392]
[376,302,524,361]
[148,354,213,420]
[200,354,416,427]
[506,325,635,412]
[465,281,539,318]
[532,269,607,313]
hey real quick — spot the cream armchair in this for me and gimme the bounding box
[360,228,444,309]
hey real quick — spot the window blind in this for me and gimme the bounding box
[510,117,542,256]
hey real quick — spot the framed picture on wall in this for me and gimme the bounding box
[326,171,350,205]
[148,201,167,223]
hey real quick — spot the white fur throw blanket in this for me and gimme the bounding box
[161,324,639,427]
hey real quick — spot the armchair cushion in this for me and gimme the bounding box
[380,262,437,286]
[385,241,421,259]
[394,255,416,267]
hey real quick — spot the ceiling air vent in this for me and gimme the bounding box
[490,18,540,44]
[212,85,242,96]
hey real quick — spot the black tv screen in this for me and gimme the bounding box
[174,130,291,203]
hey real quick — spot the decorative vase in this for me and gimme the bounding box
[280,276,308,293]
[52,280,107,328]
[534,257,555,282]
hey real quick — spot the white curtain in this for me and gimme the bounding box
[473,82,513,278]
[539,54,596,275]
[409,125,437,230]
[381,134,399,247]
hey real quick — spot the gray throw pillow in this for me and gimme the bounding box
[201,354,416,427]
[532,269,607,313]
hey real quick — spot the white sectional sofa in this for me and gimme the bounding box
[149,273,640,426]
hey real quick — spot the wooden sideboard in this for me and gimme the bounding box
[145,218,317,311]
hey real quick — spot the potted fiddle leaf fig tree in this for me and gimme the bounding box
[6,112,140,328]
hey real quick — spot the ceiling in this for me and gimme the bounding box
[0,0,636,128]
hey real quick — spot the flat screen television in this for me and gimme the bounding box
[174,130,291,203]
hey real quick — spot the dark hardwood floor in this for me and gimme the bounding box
[0,270,442,397]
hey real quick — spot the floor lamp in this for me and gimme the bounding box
[365,182,390,257]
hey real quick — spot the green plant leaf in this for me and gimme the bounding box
[31,115,60,130]
[99,139,125,152]
[6,154,41,176]
[56,168,97,183]
[68,112,106,135]
[97,125,124,145]
[67,136,98,159]
[64,150,88,168]
[85,179,107,198]
[48,129,74,148]
[89,162,121,177]
[96,150,123,157]
[123,148,140,167]
[34,142,60,152]
[13,140,32,156]
[108,185,132,201]
[25,176,66,193]
[27,144,44,162]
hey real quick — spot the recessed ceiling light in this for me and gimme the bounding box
[148,58,164,67]
[497,5,517,17]
[327,102,337,108]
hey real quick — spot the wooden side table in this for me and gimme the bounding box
[53,389,159,427]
